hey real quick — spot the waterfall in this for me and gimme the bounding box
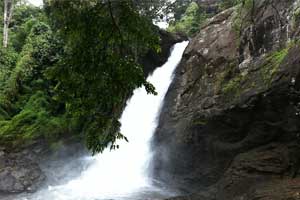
[19,41,189,200]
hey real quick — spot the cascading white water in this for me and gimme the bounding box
[19,41,189,200]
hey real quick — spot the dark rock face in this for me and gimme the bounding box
[196,0,221,14]
[0,138,88,197]
[153,0,300,199]
[140,29,188,76]
[0,150,45,194]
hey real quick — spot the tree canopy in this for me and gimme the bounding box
[0,0,165,153]
[45,0,160,153]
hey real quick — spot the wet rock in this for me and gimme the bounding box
[196,0,221,14]
[153,0,300,199]
[0,152,45,194]
[236,178,300,200]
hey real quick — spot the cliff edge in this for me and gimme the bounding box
[153,0,300,199]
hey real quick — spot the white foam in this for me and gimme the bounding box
[23,41,189,200]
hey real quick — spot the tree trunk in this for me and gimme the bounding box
[3,0,13,48]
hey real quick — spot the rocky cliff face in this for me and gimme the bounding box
[153,0,300,199]
[141,29,187,76]
[0,140,87,196]
[196,0,221,14]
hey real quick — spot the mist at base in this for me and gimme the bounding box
[15,41,189,200]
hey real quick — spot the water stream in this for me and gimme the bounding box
[14,41,189,200]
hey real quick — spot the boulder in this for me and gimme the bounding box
[0,151,45,194]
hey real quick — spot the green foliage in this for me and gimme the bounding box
[217,61,244,99]
[0,10,65,148]
[0,48,18,90]
[45,0,159,153]
[164,0,193,21]
[220,45,289,102]
[295,7,300,20]
[0,91,70,147]
[168,2,206,36]
[1,20,61,107]
[0,0,165,153]
[11,2,43,27]
[222,74,244,95]
[232,0,255,34]
[261,47,289,85]
[219,0,243,10]
[11,18,39,52]
[293,5,300,28]
[133,0,169,20]
[9,3,45,51]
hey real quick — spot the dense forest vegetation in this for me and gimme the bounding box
[167,0,241,36]
[0,0,243,153]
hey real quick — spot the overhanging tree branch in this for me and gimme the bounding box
[108,0,124,47]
